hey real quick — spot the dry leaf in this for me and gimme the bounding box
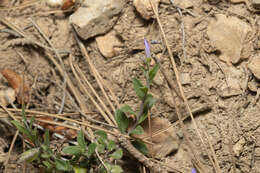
[65,129,78,139]
[0,88,16,106]
[1,69,30,104]
[133,117,180,159]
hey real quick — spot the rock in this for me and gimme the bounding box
[207,14,251,64]
[248,79,259,92]
[248,56,260,80]
[252,0,260,9]
[96,30,123,58]
[174,0,194,9]
[133,0,160,20]
[217,66,244,98]
[133,117,180,159]
[180,73,191,85]
[69,0,125,40]
[0,88,16,106]
[233,137,246,157]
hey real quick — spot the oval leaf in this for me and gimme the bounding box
[77,130,86,150]
[115,109,129,133]
[110,148,123,160]
[148,64,159,83]
[87,142,97,157]
[132,78,145,99]
[18,148,40,163]
[130,125,144,135]
[131,140,148,155]
[62,146,82,155]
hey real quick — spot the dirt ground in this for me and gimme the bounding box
[0,0,260,172]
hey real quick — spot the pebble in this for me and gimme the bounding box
[252,0,260,8]
[207,14,251,64]
[248,56,260,80]
[95,30,123,58]
[133,0,160,20]
[69,0,125,40]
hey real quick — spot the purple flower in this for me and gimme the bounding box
[144,38,151,58]
[191,168,197,173]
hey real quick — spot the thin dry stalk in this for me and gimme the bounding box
[69,56,114,126]
[204,131,221,172]
[118,136,167,173]
[4,130,19,173]
[44,51,88,112]
[149,0,219,172]
[74,63,115,123]
[71,26,119,113]
[30,18,67,114]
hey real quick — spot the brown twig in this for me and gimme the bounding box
[4,130,19,173]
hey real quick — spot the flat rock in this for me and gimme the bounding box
[174,0,194,9]
[248,56,260,80]
[207,14,251,64]
[233,137,246,157]
[252,0,260,8]
[133,117,180,159]
[69,0,125,40]
[95,30,123,58]
[133,0,160,20]
[0,88,15,106]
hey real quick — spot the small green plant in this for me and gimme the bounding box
[115,39,159,155]
[12,106,123,173]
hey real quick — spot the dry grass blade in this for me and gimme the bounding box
[71,25,119,113]
[74,63,116,124]
[149,0,220,172]
[29,18,67,114]
[44,51,88,112]
[69,55,115,126]
[4,130,19,173]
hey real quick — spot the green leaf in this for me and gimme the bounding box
[97,143,105,153]
[87,142,97,157]
[43,161,52,170]
[131,140,148,155]
[144,94,156,110]
[130,125,144,135]
[29,116,35,130]
[55,159,72,171]
[62,146,83,155]
[11,120,31,137]
[111,165,123,173]
[120,105,136,116]
[44,129,50,147]
[18,148,40,163]
[107,140,116,151]
[115,109,129,133]
[95,130,107,140]
[73,166,87,173]
[138,113,147,124]
[148,64,159,83]
[132,78,145,99]
[110,148,123,160]
[77,130,86,150]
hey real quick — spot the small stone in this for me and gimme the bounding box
[174,0,194,9]
[180,73,191,85]
[252,0,260,9]
[0,88,15,107]
[96,30,123,58]
[248,56,260,80]
[69,0,125,40]
[133,0,160,20]
[233,137,246,157]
